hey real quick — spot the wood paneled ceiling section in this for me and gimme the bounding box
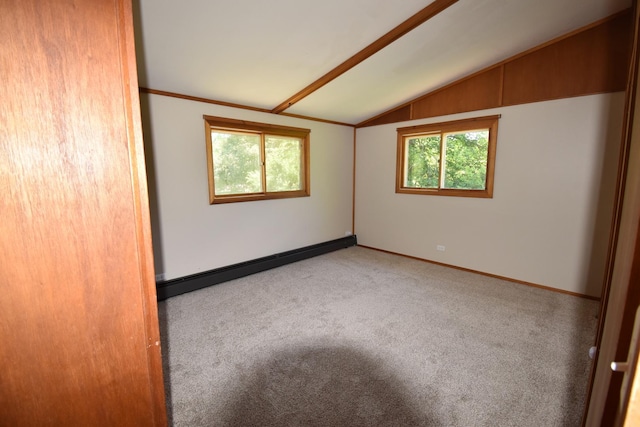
[134,0,632,126]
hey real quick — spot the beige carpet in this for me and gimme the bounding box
[158,246,599,426]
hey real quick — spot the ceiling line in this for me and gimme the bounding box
[270,0,459,114]
[139,88,355,127]
[141,88,272,113]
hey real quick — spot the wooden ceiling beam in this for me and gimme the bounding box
[270,0,459,114]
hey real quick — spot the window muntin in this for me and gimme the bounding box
[205,116,310,204]
[396,115,499,198]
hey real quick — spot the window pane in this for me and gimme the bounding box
[265,135,303,192]
[404,135,441,188]
[211,131,262,195]
[442,130,489,190]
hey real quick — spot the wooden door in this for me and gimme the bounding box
[0,0,166,425]
[585,2,640,424]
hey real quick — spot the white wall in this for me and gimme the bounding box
[355,93,625,297]
[141,93,354,280]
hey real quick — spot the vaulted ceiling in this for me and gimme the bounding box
[133,0,631,126]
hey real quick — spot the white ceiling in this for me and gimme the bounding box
[134,0,631,125]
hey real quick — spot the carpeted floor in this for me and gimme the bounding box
[158,246,599,426]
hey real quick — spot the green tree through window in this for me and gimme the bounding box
[443,131,488,190]
[397,115,499,198]
[205,116,310,204]
[211,131,262,195]
[406,135,441,189]
[265,136,302,192]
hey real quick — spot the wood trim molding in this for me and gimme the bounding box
[278,111,353,127]
[357,8,633,128]
[498,64,505,106]
[139,88,354,127]
[270,0,459,114]
[140,88,270,113]
[358,245,601,301]
[352,127,357,235]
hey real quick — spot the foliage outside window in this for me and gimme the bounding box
[204,116,310,204]
[396,115,499,198]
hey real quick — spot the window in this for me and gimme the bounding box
[204,116,310,204]
[396,115,499,198]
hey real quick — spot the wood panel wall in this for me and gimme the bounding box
[411,67,503,119]
[359,9,632,128]
[0,0,166,424]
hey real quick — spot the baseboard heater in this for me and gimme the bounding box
[156,235,357,300]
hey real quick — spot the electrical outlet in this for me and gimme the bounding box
[155,273,165,282]
[436,245,445,252]
[345,231,352,236]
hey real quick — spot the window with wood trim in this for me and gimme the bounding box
[204,115,310,204]
[396,115,499,198]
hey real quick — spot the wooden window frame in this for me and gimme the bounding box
[396,115,499,198]
[204,115,310,204]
